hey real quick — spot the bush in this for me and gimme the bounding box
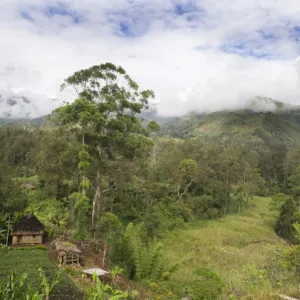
[186,268,223,300]
[269,193,289,211]
[189,195,221,220]
[275,197,300,241]
[141,203,186,238]
[169,203,193,223]
[227,264,267,297]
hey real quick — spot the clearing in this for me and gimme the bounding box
[162,197,288,298]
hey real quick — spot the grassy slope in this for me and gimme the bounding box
[162,197,287,298]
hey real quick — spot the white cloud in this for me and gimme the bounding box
[0,0,300,116]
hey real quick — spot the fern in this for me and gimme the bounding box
[147,242,163,281]
[121,223,166,282]
[132,233,145,280]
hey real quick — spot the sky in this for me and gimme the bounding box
[1,0,300,116]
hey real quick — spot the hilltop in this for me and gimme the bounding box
[157,98,300,146]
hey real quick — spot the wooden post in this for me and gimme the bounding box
[6,214,10,247]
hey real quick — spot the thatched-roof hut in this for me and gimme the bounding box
[52,240,82,266]
[11,214,44,246]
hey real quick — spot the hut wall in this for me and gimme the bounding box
[12,234,42,245]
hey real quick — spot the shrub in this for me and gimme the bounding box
[276,197,300,241]
[189,195,221,220]
[227,265,267,297]
[186,268,223,300]
[141,203,186,238]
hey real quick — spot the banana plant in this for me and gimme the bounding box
[110,266,124,286]
[0,269,61,300]
[0,212,14,245]
[87,274,128,300]
[38,267,62,300]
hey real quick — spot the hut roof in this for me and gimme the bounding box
[52,240,82,254]
[12,214,44,235]
[82,268,109,276]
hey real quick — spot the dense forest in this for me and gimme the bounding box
[2,63,300,299]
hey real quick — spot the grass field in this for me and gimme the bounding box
[162,197,289,299]
[0,247,83,300]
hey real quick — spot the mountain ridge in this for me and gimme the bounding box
[3,96,300,146]
[0,88,60,119]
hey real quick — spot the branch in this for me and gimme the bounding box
[87,178,95,191]
[179,177,196,201]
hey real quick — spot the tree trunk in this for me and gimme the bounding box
[102,243,107,267]
[225,167,229,214]
[92,170,101,227]
[70,195,75,225]
[6,214,10,247]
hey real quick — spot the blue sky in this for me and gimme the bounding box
[1,0,300,115]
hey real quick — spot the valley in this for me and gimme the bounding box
[1,64,300,299]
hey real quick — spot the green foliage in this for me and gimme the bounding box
[98,213,123,243]
[162,197,287,298]
[72,207,90,241]
[141,203,187,238]
[120,223,165,282]
[0,212,13,245]
[38,267,62,300]
[86,273,128,300]
[78,145,90,175]
[275,197,300,241]
[227,264,268,297]
[0,178,28,213]
[0,248,81,299]
[174,159,197,186]
[97,213,123,261]
[293,222,300,240]
[270,193,289,211]
[186,268,223,300]
[99,213,123,238]
[26,199,69,237]
[147,121,160,133]
[0,270,41,300]
[264,243,300,298]
[189,195,220,220]
[230,185,249,214]
[5,64,300,298]
[0,268,61,300]
[241,265,267,293]
[289,166,300,198]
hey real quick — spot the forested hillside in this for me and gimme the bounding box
[1,64,300,299]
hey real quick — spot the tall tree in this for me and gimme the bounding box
[54,63,156,228]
